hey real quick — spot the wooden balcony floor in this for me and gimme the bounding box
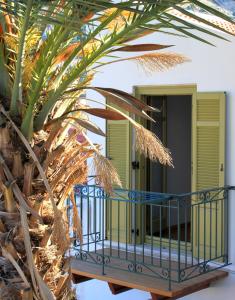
[71,248,228,300]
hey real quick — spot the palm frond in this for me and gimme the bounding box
[10,0,33,115]
[96,52,190,74]
[135,124,173,166]
[93,152,122,194]
[111,43,174,52]
[0,0,230,137]
[0,1,234,298]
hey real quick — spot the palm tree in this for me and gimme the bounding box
[0,1,233,299]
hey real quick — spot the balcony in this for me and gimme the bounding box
[68,185,233,299]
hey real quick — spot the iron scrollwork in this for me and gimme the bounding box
[94,233,101,242]
[74,185,89,196]
[199,191,211,203]
[128,191,137,201]
[199,263,210,274]
[95,187,104,198]
[223,189,228,199]
[75,251,87,261]
[128,263,143,273]
[96,254,110,265]
[179,270,186,281]
[161,268,169,279]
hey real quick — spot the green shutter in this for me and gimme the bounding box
[107,120,130,189]
[106,119,131,243]
[192,92,226,259]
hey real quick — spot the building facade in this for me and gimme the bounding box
[80,23,235,300]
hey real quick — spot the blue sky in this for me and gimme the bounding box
[213,0,235,15]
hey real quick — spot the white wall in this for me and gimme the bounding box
[76,272,235,300]
[83,31,235,299]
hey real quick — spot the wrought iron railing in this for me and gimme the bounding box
[68,185,234,290]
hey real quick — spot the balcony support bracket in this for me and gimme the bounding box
[108,282,132,295]
[71,273,92,284]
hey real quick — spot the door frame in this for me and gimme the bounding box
[133,84,197,192]
[133,84,197,246]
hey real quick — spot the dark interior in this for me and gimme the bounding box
[145,95,192,242]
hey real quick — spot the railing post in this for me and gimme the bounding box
[203,193,206,268]
[168,198,172,291]
[125,199,128,260]
[177,197,181,283]
[197,200,200,263]
[142,200,145,264]
[150,203,153,265]
[184,197,188,268]
[191,201,194,266]
[79,186,83,257]
[94,186,97,253]
[225,187,229,264]
[102,188,105,275]
[87,187,90,253]
[118,195,120,257]
[109,194,112,257]
[160,203,162,268]
[134,199,137,272]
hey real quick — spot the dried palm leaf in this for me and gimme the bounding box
[1,106,58,214]
[82,11,95,23]
[1,0,13,34]
[121,28,154,43]
[51,208,70,255]
[0,154,42,220]
[53,91,83,119]
[60,107,126,121]
[23,58,36,88]
[44,123,63,151]
[79,108,126,120]
[83,40,102,56]
[4,33,18,52]
[93,152,122,194]
[1,247,30,288]
[70,192,82,244]
[100,8,134,31]
[94,87,155,121]
[46,116,106,137]
[53,42,80,66]
[1,182,16,212]
[12,151,24,178]
[0,126,14,165]
[112,44,174,52]
[106,52,190,74]
[134,124,173,166]
[93,87,158,112]
[23,162,35,197]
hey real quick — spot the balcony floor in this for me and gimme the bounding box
[71,248,228,299]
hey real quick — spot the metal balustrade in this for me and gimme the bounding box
[68,185,234,290]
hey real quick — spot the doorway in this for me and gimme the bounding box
[145,95,192,243]
[105,84,225,250]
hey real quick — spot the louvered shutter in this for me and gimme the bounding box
[106,119,131,243]
[107,120,130,188]
[192,92,225,259]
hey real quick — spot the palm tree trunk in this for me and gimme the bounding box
[0,120,92,299]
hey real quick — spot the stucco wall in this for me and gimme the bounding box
[85,31,235,299]
[76,272,235,300]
